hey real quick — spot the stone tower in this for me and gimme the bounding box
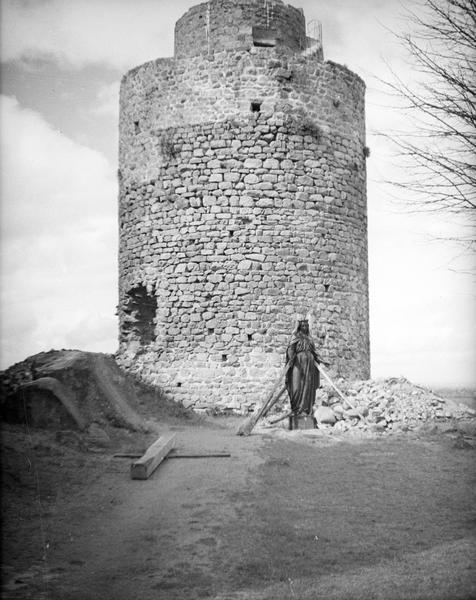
[117,0,370,413]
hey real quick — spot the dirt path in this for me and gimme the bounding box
[48,425,266,600]
[2,421,476,600]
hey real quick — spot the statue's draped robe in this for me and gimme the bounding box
[285,334,320,415]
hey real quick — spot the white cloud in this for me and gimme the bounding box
[368,199,476,386]
[0,95,118,368]
[0,0,397,72]
[91,81,121,118]
[1,96,114,239]
[0,0,189,70]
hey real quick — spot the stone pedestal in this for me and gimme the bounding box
[289,414,316,430]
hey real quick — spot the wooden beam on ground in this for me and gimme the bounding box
[116,450,231,460]
[114,453,143,459]
[167,451,231,459]
[130,433,175,480]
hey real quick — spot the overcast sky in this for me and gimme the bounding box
[0,0,474,386]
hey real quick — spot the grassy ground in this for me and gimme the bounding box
[2,420,475,600]
[209,432,476,599]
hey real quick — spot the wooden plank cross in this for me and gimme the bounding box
[130,433,176,480]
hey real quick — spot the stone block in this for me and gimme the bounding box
[244,174,259,185]
[238,259,252,270]
[244,158,263,169]
[314,405,336,425]
[289,415,316,430]
[263,158,280,169]
[224,172,240,182]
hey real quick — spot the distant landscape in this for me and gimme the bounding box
[435,388,476,409]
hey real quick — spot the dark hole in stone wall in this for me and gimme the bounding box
[222,354,227,362]
[176,382,182,388]
[251,101,262,113]
[208,328,214,335]
[134,121,140,134]
[123,284,157,345]
[252,27,277,47]
[229,230,234,237]
[247,334,253,342]
[324,284,330,292]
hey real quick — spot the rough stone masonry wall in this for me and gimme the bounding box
[120,49,364,180]
[174,0,307,59]
[117,2,369,413]
[117,116,369,412]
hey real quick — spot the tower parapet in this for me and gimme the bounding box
[174,0,318,59]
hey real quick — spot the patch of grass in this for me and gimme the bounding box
[159,130,177,160]
[130,377,201,423]
[226,538,476,599]
[214,437,476,600]
[284,111,323,140]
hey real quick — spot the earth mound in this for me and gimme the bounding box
[0,350,192,435]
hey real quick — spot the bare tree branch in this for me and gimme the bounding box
[382,0,476,226]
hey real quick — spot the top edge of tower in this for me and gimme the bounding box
[174,0,322,59]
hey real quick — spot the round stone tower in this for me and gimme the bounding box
[117,0,370,413]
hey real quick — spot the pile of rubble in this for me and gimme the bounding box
[272,377,475,433]
[321,378,475,432]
